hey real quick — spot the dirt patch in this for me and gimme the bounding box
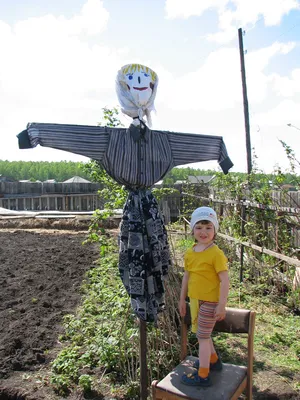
[0,226,100,398]
[252,370,300,399]
[0,216,120,231]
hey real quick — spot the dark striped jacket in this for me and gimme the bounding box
[18,123,233,188]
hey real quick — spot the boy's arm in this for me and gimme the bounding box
[215,270,230,321]
[179,271,189,317]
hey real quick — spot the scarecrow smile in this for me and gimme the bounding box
[133,87,148,91]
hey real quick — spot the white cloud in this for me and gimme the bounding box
[165,0,300,44]
[223,0,299,27]
[270,68,300,97]
[255,99,300,127]
[0,0,132,162]
[13,0,109,38]
[65,0,109,36]
[246,41,296,103]
[153,37,300,173]
[0,0,298,174]
[252,99,300,172]
[156,41,294,113]
[0,0,128,125]
[206,28,236,44]
[156,47,241,112]
[165,0,228,19]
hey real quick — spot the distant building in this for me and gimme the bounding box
[281,184,297,192]
[173,176,215,186]
[0,175,15,183]
[174,180,185,185]
[187,175,216,184]
[43,179,57,183]
[63,176,91,184]
[153,180,163,187]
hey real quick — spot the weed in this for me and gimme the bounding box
[78,374,93,392]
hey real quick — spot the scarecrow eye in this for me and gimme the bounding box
[128,75,133,80]
[144,73,149,77]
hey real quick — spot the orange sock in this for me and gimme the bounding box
[210,352,218,364]
[198,367,209,379]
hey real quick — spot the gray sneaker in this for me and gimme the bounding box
[181,373,212,387]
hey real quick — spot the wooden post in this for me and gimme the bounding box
[238,28,252,175]
[240,204,246,282]
[139,319,148,400]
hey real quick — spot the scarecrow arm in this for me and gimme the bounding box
[168,131,233,174]
[17,123,109,161]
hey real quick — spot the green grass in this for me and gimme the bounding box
[47,233,300,398]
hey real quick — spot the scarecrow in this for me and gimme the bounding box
[18,63,233,323]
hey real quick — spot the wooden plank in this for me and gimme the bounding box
[178,222,300,267]
[218,232,300,267]
[181,192,300,214]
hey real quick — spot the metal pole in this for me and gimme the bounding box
[238,28,252,175]
[139,319,148,400]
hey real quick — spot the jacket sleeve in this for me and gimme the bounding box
[17,123,110,162]
[167,131,233,174]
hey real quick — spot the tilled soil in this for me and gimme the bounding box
[0,227,99,399]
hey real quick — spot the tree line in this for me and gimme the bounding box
[0,160,220,184]
[0,159,298,187]
[0,160,91,182]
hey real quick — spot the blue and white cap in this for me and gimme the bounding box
[190,206,219,232]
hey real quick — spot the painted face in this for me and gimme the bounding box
[116,63,158,124]
[124,68,154,106]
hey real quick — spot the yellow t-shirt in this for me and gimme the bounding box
[184,244,228,302]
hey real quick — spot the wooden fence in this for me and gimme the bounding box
[0,181,101,195]
[0,181,103,212]
[1,181,300,228]
[179,189,300,291]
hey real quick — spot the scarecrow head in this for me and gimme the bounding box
[116,63,158,127]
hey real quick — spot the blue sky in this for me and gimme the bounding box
[1,0,300,173]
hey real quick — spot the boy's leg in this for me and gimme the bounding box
[209,338,219,363]
[193,338,222,369]
[197,302,218,378]
[181,302,218,386]
[209,337,216,354]
[198,338,210,378]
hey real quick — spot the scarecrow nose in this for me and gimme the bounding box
[138,76,141,84]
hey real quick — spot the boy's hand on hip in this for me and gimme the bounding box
[214,304,226,321]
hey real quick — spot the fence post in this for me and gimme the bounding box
[240,203,246,282]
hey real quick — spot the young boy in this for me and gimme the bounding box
[179,206,230,386]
